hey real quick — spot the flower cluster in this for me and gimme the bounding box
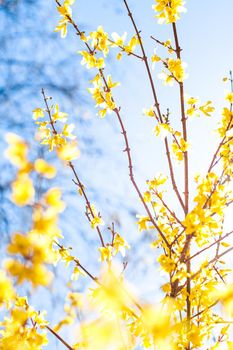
[54,0,76,38]
[88,74,119,118]
[153,0,186,24]
[34,102,80,161]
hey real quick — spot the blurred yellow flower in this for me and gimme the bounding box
[11,174,35,206]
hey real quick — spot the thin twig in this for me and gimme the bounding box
[177,245,233,294]
[122,0,185,213]
[41,88,57,135]
[153,190,184,227]
[186,230,233,262]
[190,301,218,320]
[41,89,105,247]
[55,0,171,249]
[151,35,176,52]
[107,38,143,60]
[208,70,233,172]
[46,325,74,350]
[68,162,105,247]
[172,23,191,342]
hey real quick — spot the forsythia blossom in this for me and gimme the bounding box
[153,0,186,24]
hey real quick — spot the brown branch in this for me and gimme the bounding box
[172,23,189,215]
[113,106,171,249]
[177,244,233,294]
[41,88,57,135]
[41,90,105,247]
[122,0,185,213]
[150,35,176,53]
[208,71,233,173]
[55,241,102,285]
[68,162,105,247]
[202,169,225,210]
[226,199,233,206]
[55,242,142,313]
[207,115,233,173]
[164,137,186,211]
[123,0,161,122]
[186,230,233,262]
[172,23,190,341]
[46,325,74,350]
[153,190,184,227]
[190,300,218,320]
[54,0,171,249]
[213,265,226,284]
[107,38,144,60]
[204,245,233,270]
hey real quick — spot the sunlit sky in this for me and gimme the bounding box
[64,0,233,180]
[63,0,233,214]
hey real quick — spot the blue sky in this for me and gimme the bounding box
[63,0,233,214]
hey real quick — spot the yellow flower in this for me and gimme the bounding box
[54,0,76,38]
[167,58,186,82]
[5,133,29,169]
[6,230,55,287]
[90,26,109,56]
[158,71,174,86]
[54,17,69,38]
[5,260,53,287]
[154,123,173,137]
[78,316,131,350]
[153,0,186,24]
[71,266,85,280]
[171,138,189,161]
[225,92,233,103]
[32,207,62,238]
[215,284,233,317]
[186,96,199,117]
[151,49,161,69]
[56,141,80,161]
[7,232,55,265]
[157,254,177,273]
[0,270,15,306]
[116,52,122,60]
[141,304,172,340]
[52,104,68,122]
[88,77,117,117]
[34,158,57,179]
[124,35,140,54]
[143,106,155,117]
[62,123,76,139]
[147,173,167,189]
[43,188,65,213]
[98,246,113,262]
[113,233,129,256]
[107,75,120,89]
[91,216,104,229]
[187,97,199,105]
[136,215,150,231]
[0,306,48,349]
[110,32,127,47]
[199,100,215,117]
[79,51,105,69]
[143,191,152,202]
[32,108,44,120]
[91,268,135,314]
[11,174,35,206]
